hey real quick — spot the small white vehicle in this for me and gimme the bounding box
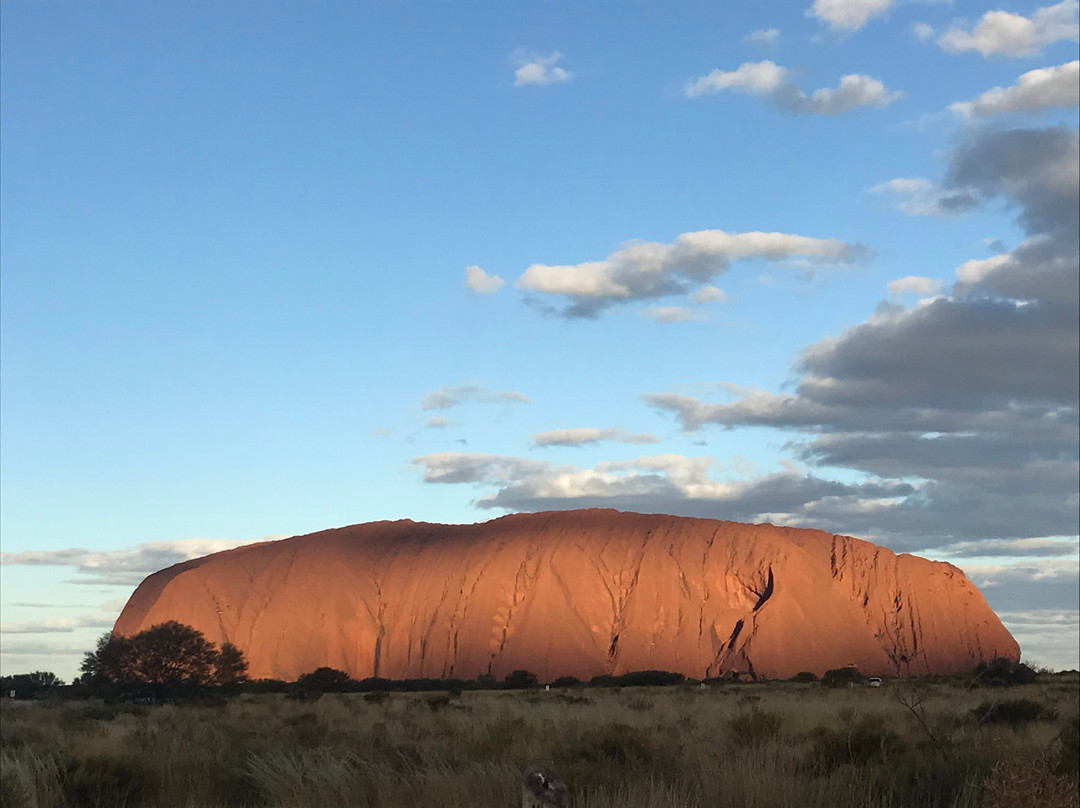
[868,676,883,687]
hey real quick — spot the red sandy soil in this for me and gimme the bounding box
[114,509,1019,682]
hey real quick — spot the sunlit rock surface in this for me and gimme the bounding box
[114,509,1019,681]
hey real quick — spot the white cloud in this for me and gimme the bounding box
[514,51,573,86]
[686,61,903,115]
[532,428,660,448]
[0,639,89,657]
[420,384,531,410]
[951,60,1080,117]
[369,426,393,438]
[871,177,978,216]
[745,28,781,46]
[413,451,914,523]
[1,598,127,635]
[641,306,707,323]
[690,285,727,304]
[996,610,1080,670]
[517,228,864,317]
[935,537,1079,557]
[413,452,549,485]
[465,265,504,294]
[888,275,945,297]
[0,538,278,586]
[685,60,790,97]
[806,0,895,31]
[953,253,1012,287]
[962,559,1079,587]
[911,21,936,40]
[796,74,905,114]
[425,416,450,428]
[641,126,1079,552]
[938,1,1079,57]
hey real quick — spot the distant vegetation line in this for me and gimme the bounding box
[0,621,1061,703]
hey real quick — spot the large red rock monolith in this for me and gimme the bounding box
[113,509,1019,681]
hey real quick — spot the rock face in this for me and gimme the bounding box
[113,510,1019,681]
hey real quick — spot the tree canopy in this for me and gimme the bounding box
[0,671,64,699]
[81,621,248,694]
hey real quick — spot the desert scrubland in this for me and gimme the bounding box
[2,675,1077,808]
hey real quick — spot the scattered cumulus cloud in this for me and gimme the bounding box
[690,285,727,304]
[425,416,450,429]
[641,306,707,324]
[642,125,1078,550]
[911,21,936,40]
[745,28,781,46]
[420,385,531,411]
[532,428,660,448]
[963,559,1079,588]
[0,639,89,657]
[413,451,914,523]
[514,50,573,86]
[1,599,127,635]
[935,537,1079,558]
[0,538,279,586]
[413,452,548,485]
[938,1,1079,57]
[871,177,978,216]
[686,61,904,115]
[686,60,789,97]
[516,228,866,318]
[369,427,393,438]
[789,74,904,114]
[995,610,1079,670]
[806,0,895,31]
[951,60,1080,117]
[888,275,945,298]
[465,265,504,294]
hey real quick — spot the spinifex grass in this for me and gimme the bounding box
[1,676,1076,808]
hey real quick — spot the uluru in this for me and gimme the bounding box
[113,509,1019,682]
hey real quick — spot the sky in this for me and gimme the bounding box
[1,0,1077,682]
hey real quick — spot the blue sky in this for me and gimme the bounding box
[2,0,1078,681]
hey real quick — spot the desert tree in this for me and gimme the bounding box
[0,671,65,699]
[503,669,540,689]
[127,621,219,686]
[295,666,353,692]
[81,621,248,697]
[211,642,249,686]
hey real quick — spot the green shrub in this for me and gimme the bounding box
[1054,714,1079,777]
[821,667,864,687]
[790,671,818,683]
[806,715,905,773]
[242,678,289,694]
[63,755,147,808]
[295,667,353,692]
[972,698,1058,726]
[616,670,685,687]
[426,694,452,712]
[502,669,540,689]
[972,657,1038,687]
[551,675,581,688]
[727,707,783,745]
[557,723,658,768]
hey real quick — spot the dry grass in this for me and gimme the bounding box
[1,677,1076,808]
